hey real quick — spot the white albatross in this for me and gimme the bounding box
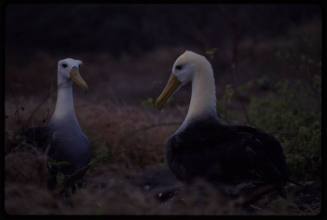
[21,58,91,191]
[155,50,290,203]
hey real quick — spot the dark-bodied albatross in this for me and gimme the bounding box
[155,51,289,201]
[21,58,91,191]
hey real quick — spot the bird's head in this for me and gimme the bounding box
[57,58,88,90]
[155,50,212,109]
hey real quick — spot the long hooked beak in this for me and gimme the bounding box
[69,66,88,90]
[155,74,181,109]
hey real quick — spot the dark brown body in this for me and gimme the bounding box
[166,117,289,187]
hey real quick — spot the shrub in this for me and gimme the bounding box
[247,77,321,181]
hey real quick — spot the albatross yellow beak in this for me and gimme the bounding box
[69,67,88,90]
[155,74,181,109]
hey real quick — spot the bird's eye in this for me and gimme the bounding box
[175,65,183,70]
[62,63,68,68]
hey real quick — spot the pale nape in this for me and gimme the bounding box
[51,86,76,121]
[176,53,218,133]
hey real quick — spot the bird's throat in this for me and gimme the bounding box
[50,86,78,124]
[177,68,218,133]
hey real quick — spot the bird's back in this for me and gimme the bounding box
[166,117,289,185]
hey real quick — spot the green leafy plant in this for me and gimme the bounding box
[247,78,321,181]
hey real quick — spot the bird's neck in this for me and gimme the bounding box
[177,65,218,133]
[50,85,79,125]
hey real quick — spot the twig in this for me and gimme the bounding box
[23,87,53,129]
[230,19,252,126]
[249,204,263,211]
[237,184,277,207]
[7,85,23,124]
[117,122,180,146]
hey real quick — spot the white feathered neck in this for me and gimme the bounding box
[49,70,79,127]
[177,55,218,133]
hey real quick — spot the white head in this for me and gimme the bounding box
[172,50,212,85]
[57,58,88,90]
[155,50,214,109]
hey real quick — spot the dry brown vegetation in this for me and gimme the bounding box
[4,98,321,215]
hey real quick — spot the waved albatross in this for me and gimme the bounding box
[155,51,289,200]
[21,58,91,191]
